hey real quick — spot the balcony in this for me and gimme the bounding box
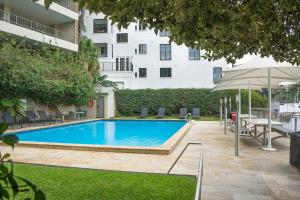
[0,10,76,44]
[100,62,133,72]
[54,0,78,12]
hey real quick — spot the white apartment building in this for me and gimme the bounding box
[83,11,227,89]
[0,0,79,52]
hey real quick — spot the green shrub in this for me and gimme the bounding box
[115,89,267,115]
[0,34,99,105]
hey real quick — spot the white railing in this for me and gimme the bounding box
[167,143,204,200]
[100,62,133,72]
[0,10,76,44]
[194,144,204,200]
[185,113,192,123]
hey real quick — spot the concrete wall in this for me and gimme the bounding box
[26,99,76,115]
[101,87,116,118]
[85,99,97,119]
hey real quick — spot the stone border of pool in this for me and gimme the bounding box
[4,119,193,155]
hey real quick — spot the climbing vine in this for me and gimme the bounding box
[0,33,99,105]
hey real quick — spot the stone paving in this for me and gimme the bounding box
[3,121,300,200]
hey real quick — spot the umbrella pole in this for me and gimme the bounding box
[248,81,251,121]
[263,68,277,151]
[248,81,252,131]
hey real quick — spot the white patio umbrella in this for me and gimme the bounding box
[214,56,300,151]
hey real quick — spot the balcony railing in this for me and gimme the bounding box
[54,0,78,12]
[100,62,133,72]
[0,10,77,44]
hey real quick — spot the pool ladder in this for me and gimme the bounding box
[185,113,192,123]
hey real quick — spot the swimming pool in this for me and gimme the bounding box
[14,120,187,148]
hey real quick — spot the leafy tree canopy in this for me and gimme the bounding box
[43,0,300,64]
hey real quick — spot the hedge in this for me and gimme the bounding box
[115,89,268,116]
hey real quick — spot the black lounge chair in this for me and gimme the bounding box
[0,112,4,123]
[157,108,165,118]
[140,107,148,118]
[179,108,188,119]
[192,108,200,118]
[38,111,60,124]
[25,111,40,125]
[3,111,23,129]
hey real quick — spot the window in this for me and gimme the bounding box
[213,67,222,83]
[126,58,130,71]
[159,30,171,37]
[93,19,107,33]
[117,33,128,43]
[116,58,119,71]
[139,44,147,54]
[138,21,146,31]
[189,48,200,60]
[120,58,125,71]
[160,68,172,78]
[115,57,132,71]
[94,43,107,57]
[160,44,171,60]
[139,68,147,78]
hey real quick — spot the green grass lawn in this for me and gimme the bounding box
[11,163,196,200]
[113,115,219,121]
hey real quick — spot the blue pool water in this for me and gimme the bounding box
[15,120,186,147]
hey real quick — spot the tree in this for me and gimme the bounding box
[95,75,118,90]
[42,0,299,64]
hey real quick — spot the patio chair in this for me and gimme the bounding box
[3,111,23,129]
[37,110,61,124]
[192,108,200,118]
[140,107,148,118]
[68,111,77,121]
[179,108,188,119]
[157,108,166,118]
[25,111,41,125]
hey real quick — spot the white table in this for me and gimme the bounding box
[240,114,256,119]
[75,111,85,119]
[243,118,283,145]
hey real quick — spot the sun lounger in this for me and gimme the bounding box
[38,110,61,124]
[271,126,295,142]
[3,111,23,129]
[0,112,4,123]
[25,111,41,125]
[140,107,148,118]
[192,108,200,118]
[179,108,188,119]
[157,108,166,118]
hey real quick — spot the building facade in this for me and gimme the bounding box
[82,11,227,89]
[0,0,79,52]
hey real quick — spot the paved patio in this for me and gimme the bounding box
[3,121,300,200]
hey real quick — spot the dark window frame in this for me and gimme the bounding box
[117,33,128,43]
[139,68,147,78]
[139,44,147,54]
[189,48,201,60]
[160,44,172,60]
[213,67,223,83]
[138,21,147,31]
[159,30,171,37]
[93,19,108,33]
[94,43,108,57]
[160,68,172,78]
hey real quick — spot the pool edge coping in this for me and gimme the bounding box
[3,119,192,155]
